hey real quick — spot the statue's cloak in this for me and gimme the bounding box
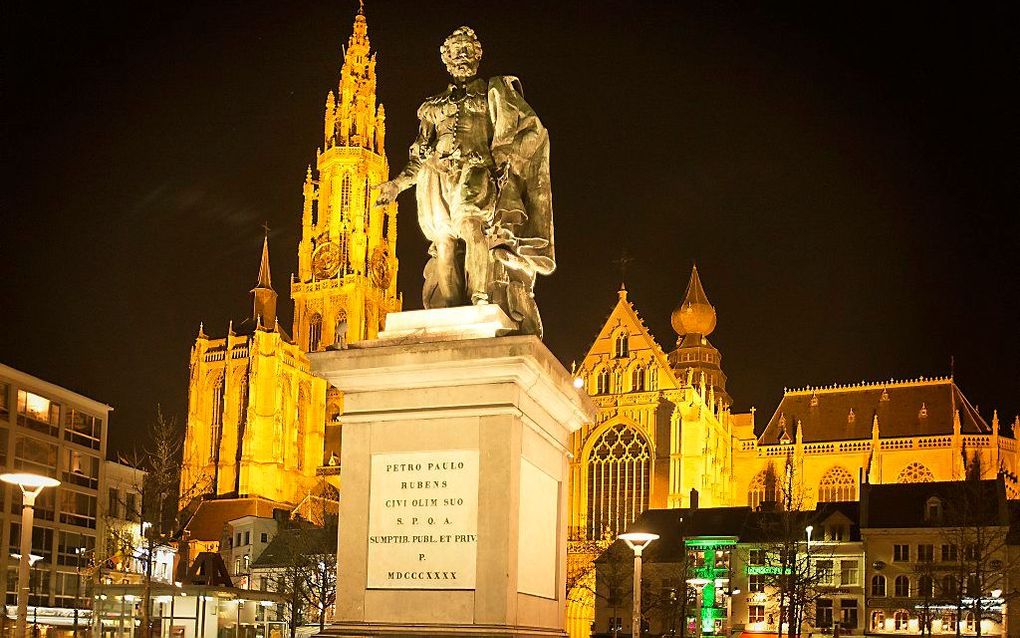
[487,76,555,276]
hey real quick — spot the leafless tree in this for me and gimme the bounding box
[106,407,208,638]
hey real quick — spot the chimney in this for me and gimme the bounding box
[689,488,700,510]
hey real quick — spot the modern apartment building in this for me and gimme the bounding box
[0,363,111,626]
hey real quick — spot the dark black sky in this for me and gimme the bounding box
[3,1,1018,457]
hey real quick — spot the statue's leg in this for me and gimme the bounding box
[432,234,464,306]
[458,217,489,304]
[454,166,497,305]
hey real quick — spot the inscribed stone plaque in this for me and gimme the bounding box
[517,459,558,598]
[367,450,479,589]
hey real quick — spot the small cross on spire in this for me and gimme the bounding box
[613,248,635,287]
[262,221,271,237]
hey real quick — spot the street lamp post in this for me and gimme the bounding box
[620,532,659,638]
[803,526,813,637]
[2,473,61,638]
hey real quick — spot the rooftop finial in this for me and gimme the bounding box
[671,264,716,337]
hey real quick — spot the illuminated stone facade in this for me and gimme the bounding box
[291,9,400,350]
[566,267,1017,638]
[181,9,397,521]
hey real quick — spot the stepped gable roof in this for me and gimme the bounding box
[251,524,337,569]
[861,478,1007,529]
[185,496,288,542]
[759,377,988,445]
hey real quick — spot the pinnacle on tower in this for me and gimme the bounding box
[251,234,278,331]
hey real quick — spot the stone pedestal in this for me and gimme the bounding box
[310,307,594,638]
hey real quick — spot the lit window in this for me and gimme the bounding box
[894,610,910,630]
[871,611,885,631]
[748,605,765,624]
[17,390,60,436]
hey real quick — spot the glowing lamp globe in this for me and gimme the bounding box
[0,473,60,489]
[619,531,659,551]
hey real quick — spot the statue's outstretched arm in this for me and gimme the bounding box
[376,108,434,206]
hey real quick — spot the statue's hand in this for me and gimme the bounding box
[374,180,401,206]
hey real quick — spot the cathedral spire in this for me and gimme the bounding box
[252,233,278,331]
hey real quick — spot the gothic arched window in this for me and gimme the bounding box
[648,367,658,392]
[308,313,323,352]
[341,173,352,217]
[596,369,610,395]
[615,332,629,358]
[818,466,856,502]
[210,373,225,462]
[897,462,935,484]
[631,366,645,392]
[586,423,650,539]
[748,466,782,510]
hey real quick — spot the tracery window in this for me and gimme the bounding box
[648,367,658,391]
[210,374,224,462]
[615,332,629,358]
[586,424,650,539]
[897,462,935,484]
[596,369,610,395]
[308,313,323,352]
[748,467,782,510]
[631,366,645,392]
[818,466,856,502]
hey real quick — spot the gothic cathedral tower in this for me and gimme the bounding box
[291,8,401,351]
[181,10,399,542]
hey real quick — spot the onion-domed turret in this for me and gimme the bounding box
[667,266,731,406]
[671,265,716,337]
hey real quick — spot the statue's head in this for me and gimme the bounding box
[441,26,482,82]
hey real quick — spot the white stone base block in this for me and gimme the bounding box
[375,305,518,343]
[310,327,594,638]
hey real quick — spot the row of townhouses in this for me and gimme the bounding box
[597,478,1019,638]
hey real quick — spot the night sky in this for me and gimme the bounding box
[3,1,1018,457]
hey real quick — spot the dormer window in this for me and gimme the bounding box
[925,496,943,523]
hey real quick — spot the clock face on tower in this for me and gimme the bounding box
[312,242,341,278]
[370,247,391,289]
